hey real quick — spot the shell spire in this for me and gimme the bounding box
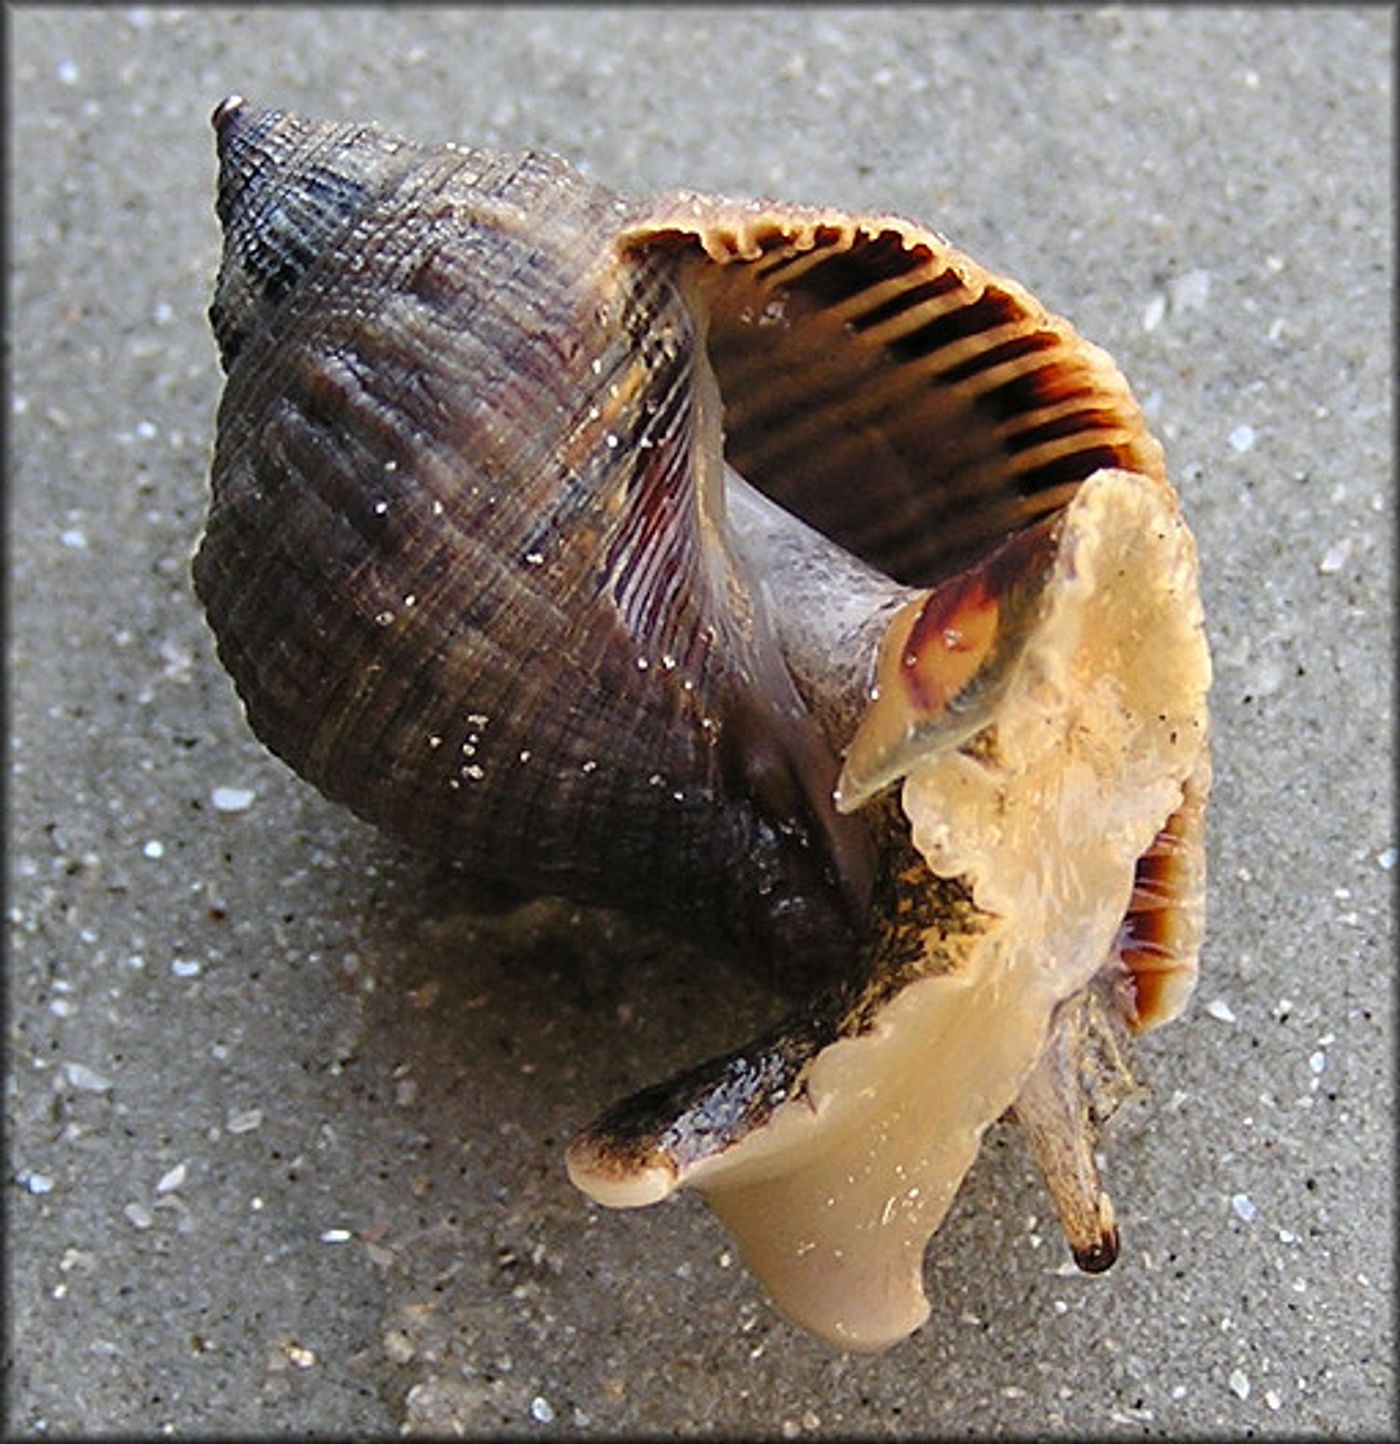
[208,97,426,370]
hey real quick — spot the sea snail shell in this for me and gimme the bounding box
[195,98,1212,1353]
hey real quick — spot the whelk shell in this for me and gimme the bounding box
[194,98,1211,1352]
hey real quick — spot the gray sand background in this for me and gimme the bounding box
[7,5,1394,1436]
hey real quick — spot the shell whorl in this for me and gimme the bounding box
[198,101,879,985]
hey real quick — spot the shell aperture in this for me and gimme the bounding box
[195,100,1211,1352]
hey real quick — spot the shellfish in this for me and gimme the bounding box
[194,98,1211,1352]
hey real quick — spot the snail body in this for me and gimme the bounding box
[196,100,1211,1352]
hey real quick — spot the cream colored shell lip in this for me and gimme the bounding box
[196,100,1211,1354]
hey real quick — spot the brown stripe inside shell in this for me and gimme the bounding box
[1116,748,1211,1032]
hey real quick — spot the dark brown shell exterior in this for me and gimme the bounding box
[195,101,1163,994]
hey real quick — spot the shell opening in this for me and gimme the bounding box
[626,206,1164,589]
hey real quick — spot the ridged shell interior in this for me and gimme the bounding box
[1115,745,1211,1030]
[624,197,1164,586]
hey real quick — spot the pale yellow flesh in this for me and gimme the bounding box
[571,468,1211,1352]
[689,963,1052,1351]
